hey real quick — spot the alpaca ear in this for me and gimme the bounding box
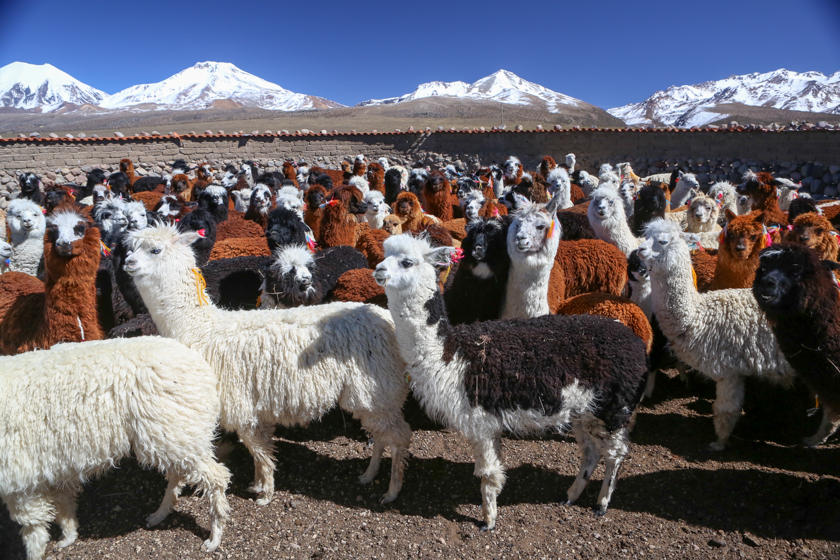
[512,193,529,209]
[821,260,840,272]
[178,231,202,247]
[425,246,454,269]
[724,208,737,223]
[545,190,563,215]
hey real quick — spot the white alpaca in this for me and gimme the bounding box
[0,240,11,273]
[349,175,370,195]
[618,180,637,217]
[564,153,576,173]
[460,190,486,224]
[231,188,253,213]
[587,186,640,257]
[546,168,573,209]
[576,170,599,196]
[275,185,304,218]
[0,337,231,560]
[683,192,722,250]
[503,156,522,183]
[363,190,391,229]
[669,171,700,209]
[374,234,648,529]
[6,198,46,276]
[126,225,411,505]
[502,193,563,318]
[639,219,796,449]
[707,181,752,219]
[774,177,808,211]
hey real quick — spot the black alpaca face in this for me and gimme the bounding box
[306,189,325,208]
[19,172,39,193]
[753,247,807,311]
[107,172,131,197]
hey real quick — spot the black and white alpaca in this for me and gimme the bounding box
[460,190,486,224]
[93,195,129,249]
[265,207,310,254]
[198,186,230,223]
[375,235,647,528]
[18,172,44,205]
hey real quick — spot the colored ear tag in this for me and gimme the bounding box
[451,247,464,263]
[196,228,206,238]
[305,232,318,252]
[99,241,111,257]
[547,219,556,239]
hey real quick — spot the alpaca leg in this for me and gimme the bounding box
[147,472,184,527]
[5,492,55,560]
[196,459,232,553]
[565,425,600,506]
[358,439,385,485]
[472,437,505,532]
[711,376,745,451]
[380,418,411,504]
[803,404,840,447]
[54,487,81,548]
[643,370,656,399]
[240,426,277,505]
[594,429,630,516]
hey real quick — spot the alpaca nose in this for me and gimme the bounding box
[472,244,486,260]
[373,265,389,286]
[800,232,810,242]
[298,277,312,290]
[736,241,747,251]
[55,240,73,255]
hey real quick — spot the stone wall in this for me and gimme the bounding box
[0,129,838,207]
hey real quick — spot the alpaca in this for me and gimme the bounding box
[774,177,806,211]
[382,214,403,235]
[536,155,557,180]
[198,186,230,223]
[320,199,360,249]
[556,293,652,352]
[669,171,700,209]
[788,197,820,224]
[304,184,328,236]
[617,181,637,219]
[573,170,599,196]
[684,193,722,250]
[331,267,388,307]
[459,190,487,224]
[169,173,194,201]
[707,181,745,220]
[282,161,299,188]
[710,210,767,290]
[244,184,274,229]
[18,172,44,206]
[407,167,430,197]
[640,219,795,449]
[201,255,271,310]
[384,167,405,204]
[259,245,368,308]
[502,156,523,185]
[367,162,386,194]
[363,190,391,229]
[754,244,840,446]
[266,207,310,254]
[94,194,129,249]
[152,194,190,223]
[0,241,11,273]
[355,227,390,269]
[276,186,305,218]
[230,188,253,213]
[785,212,839,262]
[0,210,103,355]
[631,185,668,237]
[126,224,411,505]
[422,171,455,221]
[6,198,46,277]
[393,192,439,234]
[0,337,231,559]
[588,186,640,257]
[545,168,573,209]
[375,234,647,527]
[209,237,271,260]
[739,171,787,228]
[177,208,217,266]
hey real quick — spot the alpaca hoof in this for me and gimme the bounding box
[593,506,608,517]
[479,523,495,532]
[255,494,273,506]
[708,441,726,452]
[380,492,398,505]
[801,435,825,448]
[246,483,263,494]
[57,532,78,549]
[146,511,168,528]
[201,538,220,553]
[358,472,375,485]
[563,499,576,507]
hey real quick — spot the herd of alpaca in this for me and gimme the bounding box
[0,154,839,558]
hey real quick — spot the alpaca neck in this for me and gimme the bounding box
[42,240,102,341]
[628,278,653,320]
[366,211,386,229]
[386,284,450,371]
[592,213,639,257]
[649,247,701,335]
[502,233,559,319]
[137,268,215,343]
[9,236,42,273]
[558,190,573,210]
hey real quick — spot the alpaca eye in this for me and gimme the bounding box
[536,224,546,230]
[400,259,414,268]
[150,248,161,255]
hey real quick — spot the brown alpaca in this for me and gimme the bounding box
[319,202,359,248]
[331,184,365,214]
[556,293,653,353]
[786,212,840,262]
[690,248,719,292]
[742,172,788,232]
[192,163,214,198]
[282,161,299,188]
[570,184,586,203]
[120,158,138,185]
[382,214,403,235]
[536,155,557,180]
[132,191,166,213]
[352,158,367,178]
[216,210,265,242]
[332,268,387,308]
[310,165,345,187]
[367,162,386,194]
[209,237,270,260]
[442,218,467,241]
[709,210,767,290]
[304,185,328,238]
[478,199,508,220]
[422,171,455,221]
[170,173,194,201]
[0,272,44,325]
[554,239,628,301]
[514,174,549,204]
[0,217,103,355]
[356,228,390,268]
[393,192,438,233]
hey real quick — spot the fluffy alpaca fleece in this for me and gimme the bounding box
[669,171,700,209]
[127,225,410,505]
[573,170,599,196]
[304,185,328,236]
[366,162,386,194]
[0,240,11,272]
[785,212,839,261]
[230,188,253,213]
[198,186,230,223]
[282,161,299,188]
[0,272,44,325]
[754,244,840,445]
[331,268,387,307]
[355,227,390,269]
[319,201,360,248]
[422,171,455,221]
[266,207,310,254]
[788,197,820,224]
[363,190,391,229]
[445,217,511,325]
[201,255,271,310]
[275,186,305,218]
[556,293,652,352]
[384,167,405,204]
[393,192,439,234]
[710,210,768,290]
[0,337,231,559]
[6,198,46,277]
[260,245,368,308]
[209,237,271,260]
[382,214,403,235]
[375,235,647,527]
[707,182,744,220]
[216,210,265,242]
[774,177,805,211]
[169,173,194,201]
[588,186,640,257]
[536,155,557,180]
[640,219,795,449]
[554,239,627,302]
[1,211,103,355]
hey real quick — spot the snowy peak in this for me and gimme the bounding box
[359,69,583,112]
[0,62,106,112]
[100,61,342,111]
[609,68,840,127]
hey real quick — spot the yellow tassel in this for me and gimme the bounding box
[192,268,210,307]
[691,266,698,290]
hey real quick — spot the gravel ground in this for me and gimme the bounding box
[2,373,839,560]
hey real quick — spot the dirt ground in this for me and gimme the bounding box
[2,372,839,560]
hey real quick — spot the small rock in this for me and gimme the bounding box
[29,132,40,137]
[205,130,213,135]
[708,538,725,548]
[114,131,124,137]
[742,532,760,547]
[48,133,58,138]
[251,130,259,135]
[151,130,161,136]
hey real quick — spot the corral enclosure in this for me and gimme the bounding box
[0,129,838,204]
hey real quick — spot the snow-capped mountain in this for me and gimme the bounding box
[0,62,106,112]
[100,61,342,111]
[359,69,584,113]
[609,69,840,127]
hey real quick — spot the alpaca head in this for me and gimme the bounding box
[687,193,720,230]
[598,163,614,178]
[43,188,73,214]
[331,185,366,215]
[394,192,422,222]
[199,186,229,221]
[537,155,557,178]
[125,223,200,284]
[153,194,186,222]
[305,185,327,209]
[507,192,563,257]
[267,244,322,305]
[753,244,839,315]
[463,217,509,276]
[632,185,667,236]
[353,156,367,176]
[546,168,570,199]
[266,207,309,253]
[240,162,257,186]
[119,158,134,175]
[788,197,820,224]
[461,190,486,223]
[170,173,191,196]
[0,240,11,262]
[503,156,522,182]
[382,214,403,235]
[564,153,576,170]
[7,198,46,244]
[221,166,239,189]
[94,195,128,235]
[721,210,766,260]
[455,177,479,200]
[618,181,637,216]
[576,170,598,194]
[125,201,149,231]
[92,183,110,205]
[275,186,303,217]
[250,184,274,215]
[426,171,449,194]
[364,190,390,219]
[638,219,687,271]
[788,213,838,259]
[107,172,131,199]
[282,160,297,180]
[177,207,216,265]
[230,188,253,213]
[171,159,189,174]
[627,248,649,285]
[349,175,370,195]
[196,163,214,181]
[589,185,626,225]
[46,210,90,257]
[378,157,389,169]
[707,182,736,213]
[18,172,41,198]
[374,234,453,293]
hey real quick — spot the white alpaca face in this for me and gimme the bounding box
[503,157,521,180]
[375,235,450,292]
[690,198,715,224]
[251,184,273,212]
[92,184,109,204]
[7,199,45,238]
[271,245,315,298]
[125,226,198,279]
[125,201,149,231]
[95,197,128,233]
[509,200,554,254]
[276,187,304,217]
[364,192,389,217]
[461,191,485,222]
[47,211,87,256]
[618,182,636,204]
[591,188,621,220]
[640,220,681,263]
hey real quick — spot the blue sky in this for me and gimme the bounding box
[1,0,838,109]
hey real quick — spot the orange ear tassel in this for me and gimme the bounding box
[192,268,210,306]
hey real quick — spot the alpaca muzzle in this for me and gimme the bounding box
[373,266,389,286]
